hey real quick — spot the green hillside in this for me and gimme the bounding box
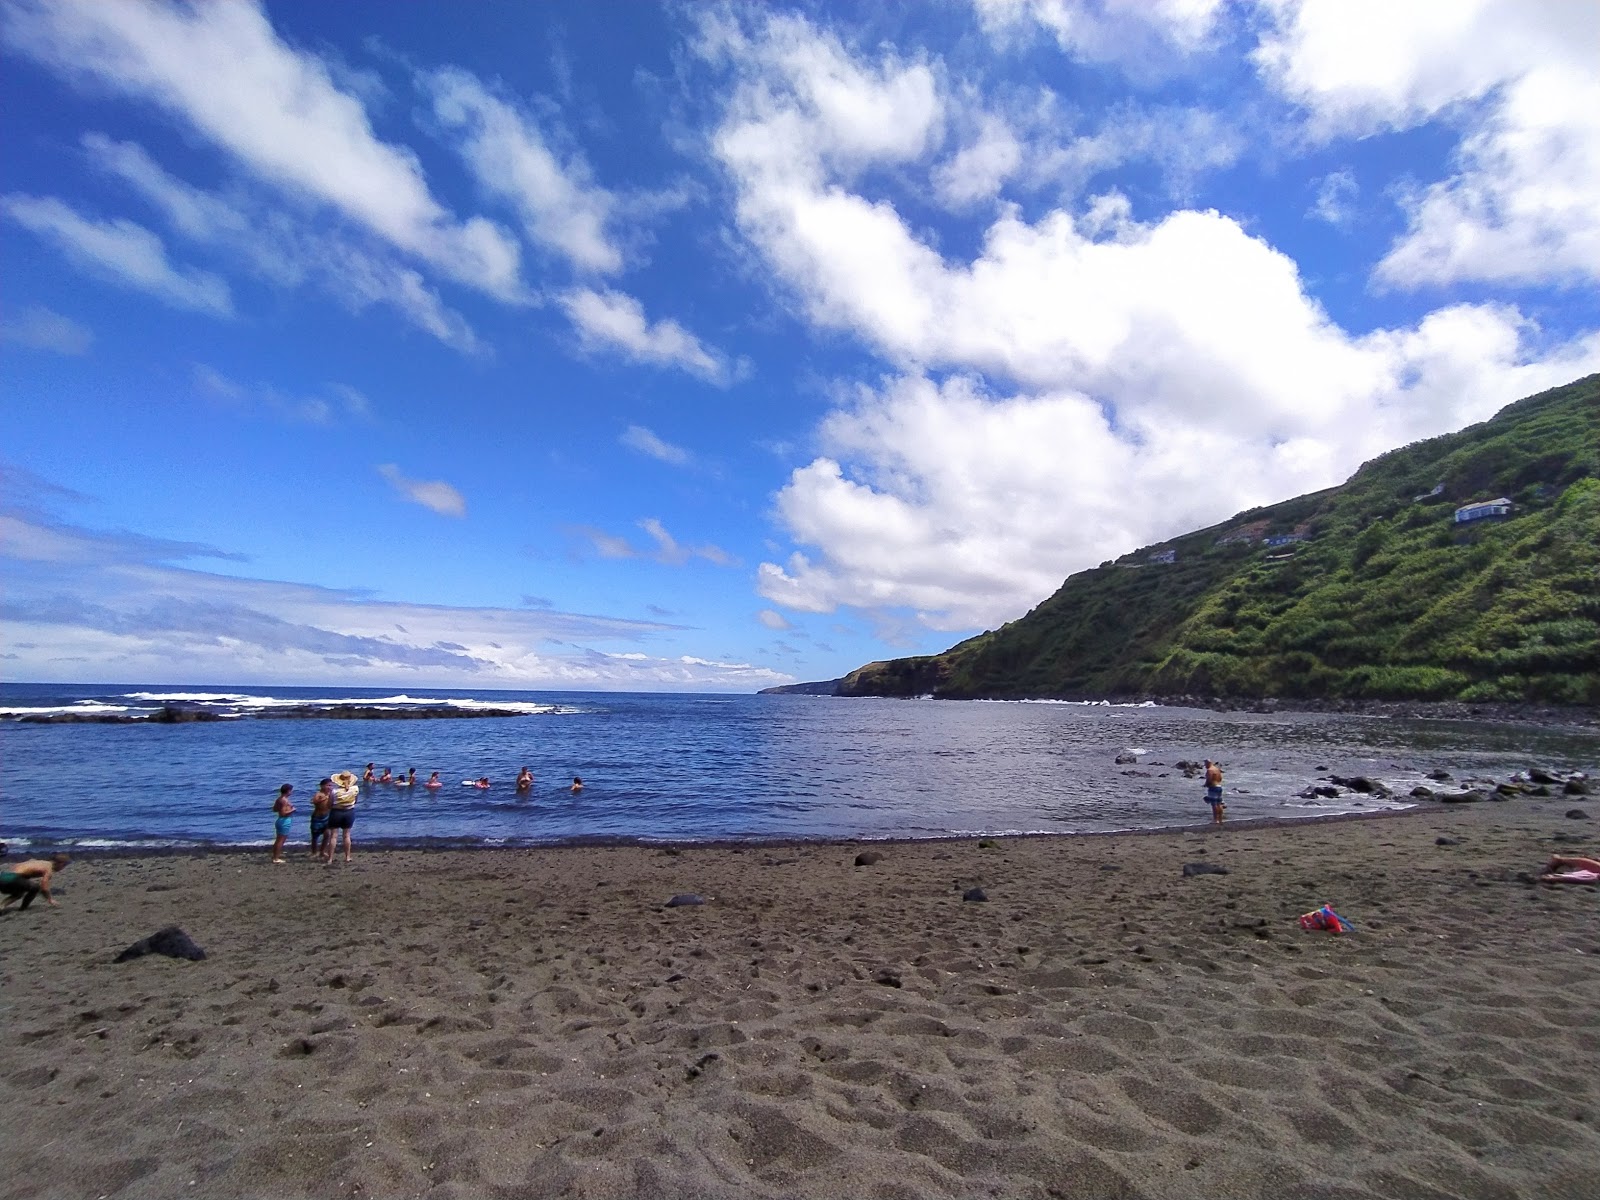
[839,375,1600,705]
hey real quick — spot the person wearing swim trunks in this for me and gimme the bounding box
[327,775,358,864]
[270,783,294,863]
[309,778,333,859]
[0,854,70,912]
[1204,760,1225,826]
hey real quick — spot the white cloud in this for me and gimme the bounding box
[0,505,789,690]
[620,425,691,467]
[377,464,466,518]
[756,609,792,631]
[427,68,623,275]
[3,0,522,298]
[560,288,729,382]
[0,305,92,354]
[709,13,1600,629]
[1253,0,1600,287]
[972,0,1227,64]
[1309,168,1358,226]
[2,193,232,314]
[569,518,734,567]
[193,364,370,426]
[933,113,1022,208]
[83,133,482,352]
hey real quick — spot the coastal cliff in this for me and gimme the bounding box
[836,375,1600,706]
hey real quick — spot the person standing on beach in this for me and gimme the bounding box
[270,783,294,863]
[1204,760,1225,826]
[326,773,359,864]
[0,854,70,911]
[309,779,333,859]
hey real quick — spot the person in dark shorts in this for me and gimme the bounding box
[327,772,359,863]
[1204,760,1225,826]
[309,778,333,859]
[1,854,70,911]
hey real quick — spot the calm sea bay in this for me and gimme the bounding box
[2,684,1596,851]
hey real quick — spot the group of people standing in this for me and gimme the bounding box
[270,772,360,864]
[267,764,587,863]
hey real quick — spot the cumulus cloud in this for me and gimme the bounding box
[377,464,467,518]
[2,0,522,298]
[427,68,623,275]
[0,305,92,354]
[1309,168,1358,226]
[620,425,691,467]
[709,12,1600,629]
[560,287,730,382]
[1253,0,1600,287]
[3,194,232,314]
[0,502,787,689]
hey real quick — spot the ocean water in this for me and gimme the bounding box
[2,683,1596,852]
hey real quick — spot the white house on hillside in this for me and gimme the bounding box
[1454,497,1512,523]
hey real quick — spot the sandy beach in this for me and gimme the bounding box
[2,803,1597,1199]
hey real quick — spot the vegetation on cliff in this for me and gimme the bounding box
[839,375,1600,705]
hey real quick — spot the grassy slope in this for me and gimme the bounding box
[840,375,1600,704]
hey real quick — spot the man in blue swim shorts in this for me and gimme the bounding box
[1204,760,1225,826]
[270,783,294,864]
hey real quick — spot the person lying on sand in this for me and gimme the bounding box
[1540,855,1600,884]
[0,854,70,911]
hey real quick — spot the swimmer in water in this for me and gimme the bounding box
[476,776,490,789]
[405,767,416,787]
[378,767,393,784]
[571,776,583,793]
[363,763,375,784]
[516,766,533,793]
[425,772,442,789]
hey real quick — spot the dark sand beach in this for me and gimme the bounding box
[2,804,1597,1199]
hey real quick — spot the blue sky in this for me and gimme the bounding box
[3,0,1597,691]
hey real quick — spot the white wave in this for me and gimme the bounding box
[124,691,255,702]
[1,701,135,717]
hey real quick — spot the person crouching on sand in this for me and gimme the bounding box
[0,854,70,911]
[1541,855,1600,884]
[270,783,294,864]
[1204,760,1225,826]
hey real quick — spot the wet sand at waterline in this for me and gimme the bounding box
[2,805,1597,1199]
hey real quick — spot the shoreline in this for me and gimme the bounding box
[3,801,1596,1199]
[14,801,1430,860]
[767,684,1600,728]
